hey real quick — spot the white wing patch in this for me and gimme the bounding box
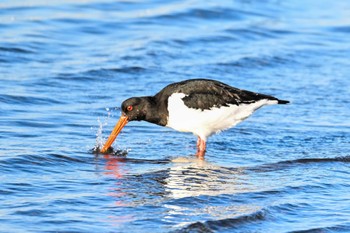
[166,93,278,140]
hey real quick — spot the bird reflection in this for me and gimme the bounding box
[164,157,249,199]
[98,154,259,229]
[100,154,131,207]
[103,154,126,179]
[161,157,262,229]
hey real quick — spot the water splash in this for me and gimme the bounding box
[92,108,129,156]
[94,108,112,151]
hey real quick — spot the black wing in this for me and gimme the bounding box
[156,79,288,110]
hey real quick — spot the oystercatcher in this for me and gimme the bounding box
[101,79,289,157]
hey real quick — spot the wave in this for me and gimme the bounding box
[96,152,170,165]
[247,156,350,173]
[329,26,350,34]
[175,202,350,233]
[0,46,35,54]
[216,54,294,68]
[0,93,64,105]
[142,6,267,23]
[174,209,266,232]
[0,153,88,174]
[288,223,350,233]
[54,66,147,82]
[86,66,147,74]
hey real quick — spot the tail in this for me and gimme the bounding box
[277,99,289,104]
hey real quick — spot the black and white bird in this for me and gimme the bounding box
[101,79,289,157]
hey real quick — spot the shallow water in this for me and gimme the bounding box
[1,0,350,232]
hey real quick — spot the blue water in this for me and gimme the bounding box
[1,0,350,232]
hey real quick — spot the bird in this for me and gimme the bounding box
[100,79,289,157]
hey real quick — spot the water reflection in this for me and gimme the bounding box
[99,154,261,229]
[162,157,263,229]
[99,154,136,228]
[165,157,250,199]
[99,155,255,201]
[100,154,131,207]
[103,154,126,179]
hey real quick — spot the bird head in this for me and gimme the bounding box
[121,97,149,121]
[100,97,150,153]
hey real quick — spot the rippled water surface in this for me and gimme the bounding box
[1,0,350,232]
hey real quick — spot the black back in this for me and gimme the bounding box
[154,79,288,111]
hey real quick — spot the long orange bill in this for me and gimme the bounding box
[100,115,128,153]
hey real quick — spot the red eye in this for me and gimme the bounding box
[127,105,133,111]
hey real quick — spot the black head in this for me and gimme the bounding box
[121,97,151,121]
[100,96,157,153]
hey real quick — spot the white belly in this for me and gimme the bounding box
[166,93,277,140]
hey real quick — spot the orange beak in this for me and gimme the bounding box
[100,115,128,153]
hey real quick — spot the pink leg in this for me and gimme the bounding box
[196,137,206,157]
[197,137,201,149]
